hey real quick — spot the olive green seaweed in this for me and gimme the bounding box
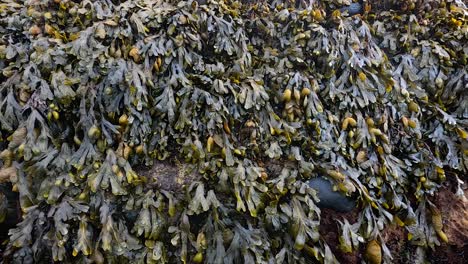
[0,0,466,263]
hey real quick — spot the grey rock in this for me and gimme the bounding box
[307,177,356,212]
[340,2,363,16]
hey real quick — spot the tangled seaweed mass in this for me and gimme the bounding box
[0,0,466,263]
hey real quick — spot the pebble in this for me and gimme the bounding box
[307,176,356,212]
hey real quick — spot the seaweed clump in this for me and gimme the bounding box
[0,0,466,263]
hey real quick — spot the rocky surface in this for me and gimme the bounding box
[318,174,467,264]
[307,177,356,212]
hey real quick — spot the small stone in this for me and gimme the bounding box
[307,176,356,212]
[340,2,364,16]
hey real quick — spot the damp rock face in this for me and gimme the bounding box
[0,183,20,251]
[307,177,356,213]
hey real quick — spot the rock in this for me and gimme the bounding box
[307,177,356,212]
[0,184,20,243]
[340,1,364,16]
[432,185,468,248]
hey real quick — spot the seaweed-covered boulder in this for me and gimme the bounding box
[0,0,466,263]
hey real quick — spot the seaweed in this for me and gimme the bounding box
[0,0,466,263]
